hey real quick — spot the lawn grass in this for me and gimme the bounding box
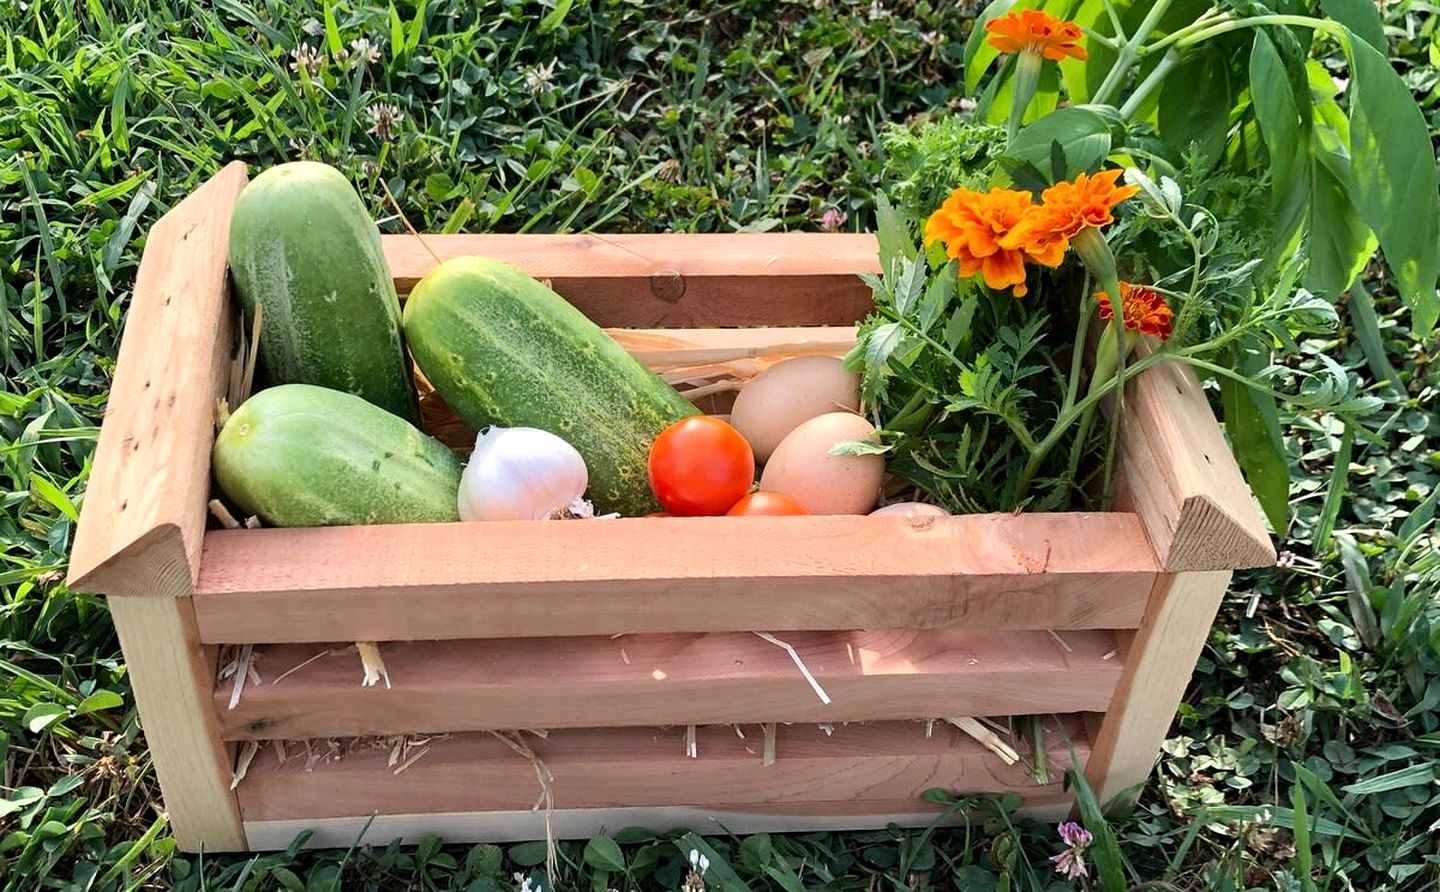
[1,1,1437,889]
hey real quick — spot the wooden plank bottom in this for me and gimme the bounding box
[243,798,1075,850]
[217,629,1122,740]
[236,719,1088,828]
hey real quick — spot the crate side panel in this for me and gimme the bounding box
[236,719,1087,821]
[193,513,1159,642]
[68,161,248,598]
[217,629,1122,739]
[383,233,880,327]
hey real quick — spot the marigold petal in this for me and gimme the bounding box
[984,10,1087,60]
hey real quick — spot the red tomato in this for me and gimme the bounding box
[726,492,808,516]
[648,416,755,516]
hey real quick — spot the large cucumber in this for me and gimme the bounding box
[213,384,461,527]
[402,257,698,516]
[228,161,416,420]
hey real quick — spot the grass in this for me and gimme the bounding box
[1,0,1437,889]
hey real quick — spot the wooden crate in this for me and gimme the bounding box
[66,163,1275,853]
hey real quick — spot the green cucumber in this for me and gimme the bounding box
[402,257,698,516]
[228,161,416,419]
[213,384,461,527]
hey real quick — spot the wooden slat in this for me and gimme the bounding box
[1116,343,1275,571]
[236,719,1088,822]
[381,233,880,327]
[216,629,1122,740]
[68,161,248,599]
[1082,571,1231,806]
[65,163,251,852]
[193,513,1158,643]
[244,798,1075,849]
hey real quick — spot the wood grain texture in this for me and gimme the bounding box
[244,798,1076,850]
[381,233,880,327]
[62,163,250,853]
[1082,571,1232,806]
[110,596,246,851]
[216,629,1122,739]
[68,160,248,597]
[193,513,1158,643]
[236,719,1088,821]
[1116,343,1275,571]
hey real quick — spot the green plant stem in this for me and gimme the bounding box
[1012,341,1168,502]
[1118,47,1184,120]
[1006,51,1043,145]
[874,304,1041,453]
[1090,0,1175,105]
[1142,6,1231,55]
[1063,281,1096,415]
[1169,14,1345,53]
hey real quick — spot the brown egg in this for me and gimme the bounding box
[730,356,860,463]
[759,412,884,515]
[870,502,951,518]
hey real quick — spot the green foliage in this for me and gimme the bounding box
[0,0,1437,890]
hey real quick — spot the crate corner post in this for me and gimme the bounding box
[1083,345,1277,808]
[67,161,251,853]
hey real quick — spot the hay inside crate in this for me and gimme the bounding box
[66,163,1274,853]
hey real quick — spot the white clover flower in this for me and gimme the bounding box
[289,44,323,77]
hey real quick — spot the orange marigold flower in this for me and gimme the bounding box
[1001,169,1139,258]
[924,186,1037,297]
[1096,282,1174,340]
[985,10,1088,62]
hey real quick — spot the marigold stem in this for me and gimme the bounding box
[1006,51,1044,145]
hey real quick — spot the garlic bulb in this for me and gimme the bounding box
[458,426,589,521]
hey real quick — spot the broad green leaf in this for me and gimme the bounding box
[1291,782,1316,888]
[1003,105,1119,182]
[508,841,549,867]
[1341,764,1438,795]
[1320,0,1385,51]
[75,690,124,716]
[1157,48,1234,168]
[322,0,342,55]
[1346,281,1403,392]
[1249,32,1308,245]
[22,702,67,733]
[1220,376,1289,532]
[583,835,626,872]
[388,3,405,60]
[538,0,576,35]
[1344,31,1440,332]
[29,473,78,522]
[405,0,428,53]
[1304,149,1376,299]
[1335,532,1380,648]
[1397,486,1439,543]
[1311,422,1353,553]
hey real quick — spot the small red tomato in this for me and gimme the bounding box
[726,492,808,516]
[648,416,755,516]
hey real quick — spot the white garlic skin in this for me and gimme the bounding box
[458,426,589,521]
